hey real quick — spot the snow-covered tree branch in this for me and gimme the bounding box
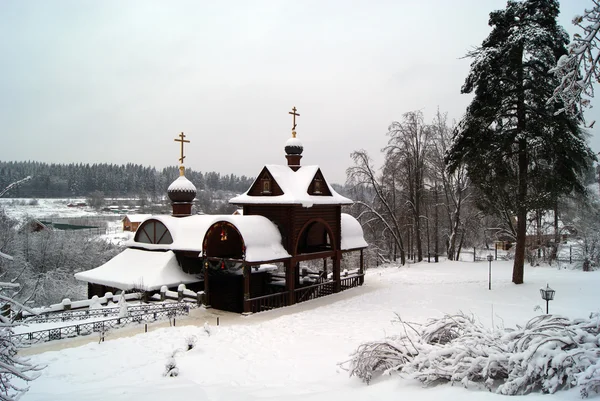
[550,1,600,121]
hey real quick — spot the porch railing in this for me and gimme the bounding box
[294,281,334,304]
[247,292,288,313]
[340,275,363,291]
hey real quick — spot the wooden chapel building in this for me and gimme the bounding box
[76,110,368,314]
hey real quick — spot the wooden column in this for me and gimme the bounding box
[203,262,211,308]
[286,259,295,305]
[333,251,341,293]
[243,263,251,314]
[323,258,327,281]
[359,249,364,285]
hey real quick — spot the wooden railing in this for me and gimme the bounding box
[340,275,363,291]
[247,292,288,313]
[294,281,334,304]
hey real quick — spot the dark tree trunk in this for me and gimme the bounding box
[512,44,527,285]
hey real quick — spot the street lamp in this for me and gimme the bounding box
[487,254,493,290]
[540,284,556,314]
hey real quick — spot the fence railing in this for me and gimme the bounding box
[20,302,190,324]
[12,303,190,345]
[340,275,363,291]
[247,292,288,313]
[294,281,335,304]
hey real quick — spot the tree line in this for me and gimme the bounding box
[0,161,254,198]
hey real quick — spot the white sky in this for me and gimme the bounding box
[0,0,597,184]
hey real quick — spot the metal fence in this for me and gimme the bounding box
[20,302,190,324]
[12,303,190,345]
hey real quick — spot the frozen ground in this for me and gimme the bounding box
[0,198,97,220]
[21,260,599,401]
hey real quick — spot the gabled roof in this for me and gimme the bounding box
[229,165,353,207]
[123,214,152,223]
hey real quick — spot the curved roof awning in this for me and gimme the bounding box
[128,214,291,263]
[340,213,368,251]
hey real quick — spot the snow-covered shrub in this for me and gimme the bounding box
[118,292,129,318]
[186,335,197,351]
[164,351,180,377]
[345,312,600,397]
[203,321,211,337]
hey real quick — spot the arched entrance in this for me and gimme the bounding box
[295,219,335,255]
[202,221,247,313]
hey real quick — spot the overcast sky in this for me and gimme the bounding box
[0,0,597,184]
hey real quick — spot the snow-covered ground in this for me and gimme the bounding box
[0,198,98,220]
[21,260,598,401]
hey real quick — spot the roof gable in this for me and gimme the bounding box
[246,167,284,197]
[230,165,352,207]
[307,168,332,197]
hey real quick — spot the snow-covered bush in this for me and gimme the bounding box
[344,312,600,397]
[164,350,180,377]
[186,335,197,351]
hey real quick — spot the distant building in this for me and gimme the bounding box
[122,214,152,232]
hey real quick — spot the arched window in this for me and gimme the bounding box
[135,219,173,245]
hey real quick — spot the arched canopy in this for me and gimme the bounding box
[203,221,245,259]
[128,215,291,263]
[340,213,368,251]
[296,218,335,254]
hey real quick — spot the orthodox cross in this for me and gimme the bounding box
[289,106,300,131]
[174,132,190,164]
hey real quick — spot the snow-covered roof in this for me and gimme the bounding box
[127,214,291,262]
[74,249,200,291]
[285,137,303,149]
[340,213,368,250]
[0,251,13,261]
[229,165,353,207]
[123,214,152,223]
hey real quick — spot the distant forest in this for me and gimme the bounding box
[0,161,255,198]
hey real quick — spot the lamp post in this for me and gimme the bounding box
[539,284,555,314]
[487,254,493,290]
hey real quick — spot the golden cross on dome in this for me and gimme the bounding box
[289,106,300,131]
[174,132,190,164]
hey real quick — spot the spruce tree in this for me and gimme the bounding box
[446,0,595,284]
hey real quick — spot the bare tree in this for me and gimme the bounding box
[385,111,432,262]
[346,150,406,265]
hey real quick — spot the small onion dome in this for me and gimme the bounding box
[168,166,197,203]
[285,132,303,155]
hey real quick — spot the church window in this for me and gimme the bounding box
[135,220,173,245]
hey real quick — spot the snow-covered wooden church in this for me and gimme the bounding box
[75,108,367,313]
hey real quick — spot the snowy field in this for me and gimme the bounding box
[0,198,97,220]
[21,260,599,401]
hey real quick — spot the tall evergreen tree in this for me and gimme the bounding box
[446,0,595,284]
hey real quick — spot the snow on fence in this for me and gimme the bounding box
[21,292,142,318]
[12,303,190,345]
[149,284,204,305]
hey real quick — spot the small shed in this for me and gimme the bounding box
[122,214,152,232]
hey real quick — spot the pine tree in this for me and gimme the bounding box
[446,0,595,284]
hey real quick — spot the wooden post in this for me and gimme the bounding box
[203,261,211,308]
[243,264,251,314]
[333,251,341,293]
[359,249,364,285]
[286,259,295,305]
[323,258,327,282]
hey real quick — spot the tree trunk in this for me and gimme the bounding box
[512,141,527,284]
[512,43,527,285]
